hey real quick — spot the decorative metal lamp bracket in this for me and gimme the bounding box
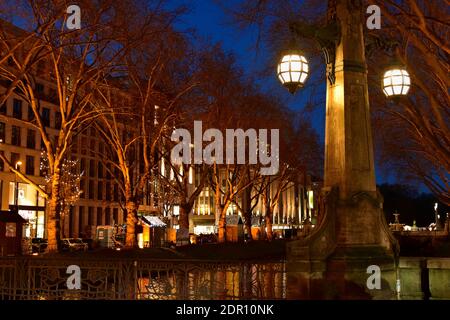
[289,19,341,85]
[364,33,400,58]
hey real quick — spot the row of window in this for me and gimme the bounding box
[0,127,117,179]
[0,151,37,176]
[71,135,104,156]
[0,121,67,157]
[78,206,120,225]
[0,122,105,156]
[79,178,120,201]
[71,206,121,237]
[0,98,61,129]
[0,152,121,180]
[0,122,40,149]
[79,158,113,179]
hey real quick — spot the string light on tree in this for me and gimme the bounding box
[40,151,83,238]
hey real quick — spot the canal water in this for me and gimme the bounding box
[1,258,449,299]
[135,262,287,300]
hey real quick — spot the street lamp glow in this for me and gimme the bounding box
[382,68,411,97]
[277,51,309,94]
[15,161,22,169]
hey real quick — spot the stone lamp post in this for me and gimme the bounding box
[280,0,404,299]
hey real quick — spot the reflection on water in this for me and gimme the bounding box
[136,263,286,300]
[2,258,449,300]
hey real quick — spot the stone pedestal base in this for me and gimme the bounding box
[286,187,399,299]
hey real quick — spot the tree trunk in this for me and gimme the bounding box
[47,171,62,252]
[242,183,253,240]
[244,211,252,241]
[217,203,229,243]
[264,264,275,298]
[125,200,138,248]
[218,210,226,243]
[265,206,273,241]
[177,202,192,244]
[178,202,191,231]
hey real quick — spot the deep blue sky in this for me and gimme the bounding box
[167,0,326,136]
[166,0,420,189]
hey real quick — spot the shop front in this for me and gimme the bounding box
[139,216,167,248]
[8,182,46,238]
[192,215,215,235]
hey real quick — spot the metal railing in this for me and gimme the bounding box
[0,257,286,300]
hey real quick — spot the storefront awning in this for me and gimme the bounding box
[140,216,166,227]
[0,210,27,223]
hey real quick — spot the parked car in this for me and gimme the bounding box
[31,238,48,253]
[61,238,88,252]
[81,238,94,250]
[196,233,217,244]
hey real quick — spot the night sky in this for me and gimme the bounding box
[166,1,320,112]
[165,0,410,188]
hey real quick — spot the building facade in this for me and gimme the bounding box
[156,163,320,237]
[0,89,319,240]
[0,20,319,241]
[0,92,47,238]
[0,78,124,239]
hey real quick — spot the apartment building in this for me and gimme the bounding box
[0,85,318,240]
[0,84,125,239]
[156,163,319,236]
[67,127,124,238]
[0,18,132,239]
[0,76,318,242]
[0,93,47,238]
[189,181,317,235]
[0,19,319,241]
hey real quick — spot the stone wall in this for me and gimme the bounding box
[399,257,450,300]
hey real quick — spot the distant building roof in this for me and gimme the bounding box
[141,216,166,227]
[0,210,27,223]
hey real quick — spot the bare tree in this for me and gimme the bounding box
[367,0,449,205]
[209,163,253,243]
[0,1,134,251]
[92,8,197,247]
[159,147,209,233]
[221,0,449,205]
[234,165,267,240]
[40,151,82,239]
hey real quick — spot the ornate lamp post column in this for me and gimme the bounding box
[285,0,399,299]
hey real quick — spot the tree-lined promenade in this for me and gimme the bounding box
[0,0,447,254]
[0,1,321,252]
